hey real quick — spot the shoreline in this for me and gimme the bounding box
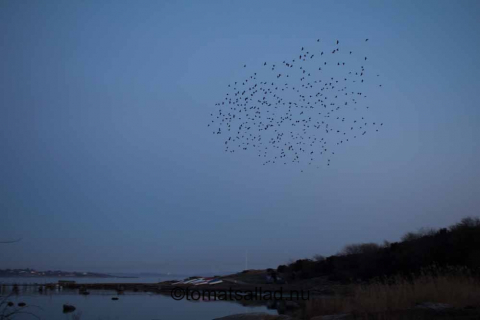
[11,280,339,297]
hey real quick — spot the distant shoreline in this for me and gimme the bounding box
[0,268,139,279]
[0,275,138,279]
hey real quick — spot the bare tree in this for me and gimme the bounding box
[312,254,325,262]
[0,238,40,320]
[1,293,39,320]
[0,239,21,244]
[338,243,380,256]
[450,217,480,231]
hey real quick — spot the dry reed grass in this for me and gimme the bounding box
[305,266,480,319]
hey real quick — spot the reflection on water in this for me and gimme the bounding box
[0,284,279,320]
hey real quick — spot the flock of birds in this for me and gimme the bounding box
[209,39,384,169]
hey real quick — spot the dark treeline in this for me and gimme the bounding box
[276,217,480,282]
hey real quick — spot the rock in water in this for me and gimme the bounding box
[63,304,76,313]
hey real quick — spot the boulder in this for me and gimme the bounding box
[63,304,76,313]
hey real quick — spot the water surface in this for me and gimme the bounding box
[1,285,278,320]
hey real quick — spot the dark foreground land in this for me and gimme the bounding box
[35,265,480,320]
[14,217,480,320]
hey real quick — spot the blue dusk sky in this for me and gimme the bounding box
[1,0,479,274]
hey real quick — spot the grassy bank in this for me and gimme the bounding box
[304,266,480,319]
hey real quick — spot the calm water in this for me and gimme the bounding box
[0,280,279,320]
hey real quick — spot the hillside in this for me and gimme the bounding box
[275,217,480,283]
